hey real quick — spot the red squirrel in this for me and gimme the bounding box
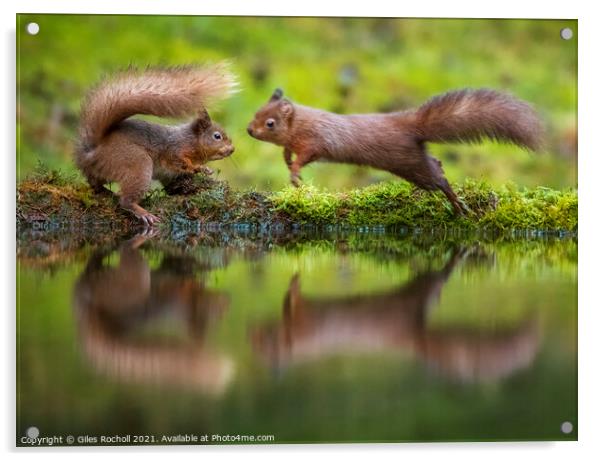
[247,88,543,214]
[75,64,237,225]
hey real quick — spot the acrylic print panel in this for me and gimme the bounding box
[16,14,577,446]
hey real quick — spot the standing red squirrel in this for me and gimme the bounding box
[247,88,543,214]
[75,64,237,225]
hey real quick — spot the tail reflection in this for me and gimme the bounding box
[74,234,233,394]
[252,247,539,383]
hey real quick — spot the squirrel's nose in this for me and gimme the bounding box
[247,126,254,136]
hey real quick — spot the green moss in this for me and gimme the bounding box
[17,166,577,234]
[269,179,577,232]
[478,184,578,231]
[271,185,341,224]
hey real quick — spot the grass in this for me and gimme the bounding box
[17,166,577,235]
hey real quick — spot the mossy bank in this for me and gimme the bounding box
[17,167,577,235]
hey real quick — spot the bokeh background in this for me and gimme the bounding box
[17,15,577,191]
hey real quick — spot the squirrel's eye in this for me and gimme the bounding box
[212,132,222,140]
[266,119,275,129]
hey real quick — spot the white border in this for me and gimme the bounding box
[3,0,601,459]
[6,0,583,18]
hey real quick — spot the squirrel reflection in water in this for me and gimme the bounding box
[252,247,540,383]
[73,233,233,394]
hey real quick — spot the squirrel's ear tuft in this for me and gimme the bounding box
[194,108,212,133]
[270,88,284,101]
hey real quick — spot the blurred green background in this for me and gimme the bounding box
[17,15,577,191]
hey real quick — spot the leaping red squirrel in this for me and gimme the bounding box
[247,88,543,214]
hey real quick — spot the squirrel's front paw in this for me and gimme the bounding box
[197,165,214,175]
[290,174,302,188]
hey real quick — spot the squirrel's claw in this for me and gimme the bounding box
[290,174,302,188]
[138,211,161,227]
[126,203,161,227]
[456,200,472,216]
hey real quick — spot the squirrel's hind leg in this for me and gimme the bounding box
[437,179,470,216]
[428,157,470,215]
[120,190,161,226]
[398,150,470,216]
[117,157,160,226]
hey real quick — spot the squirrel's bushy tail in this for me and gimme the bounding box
[413,89,543,150]
[77,63,237,152]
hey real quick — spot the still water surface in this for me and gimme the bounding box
[17,232,577,443]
